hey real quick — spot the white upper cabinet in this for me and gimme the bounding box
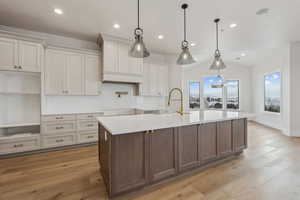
[65,53,85,95]
[45,49,66,95]
[102,40,143,83]
[0,37,41,72]
[45,48,99,96]
[140,62,169,97]
[0,37,18,71]
[18,41,41,72]
[85,55,100,95]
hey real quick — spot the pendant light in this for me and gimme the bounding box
[129,0,150,58]
[210,18,226,70]
[176,4,195,65]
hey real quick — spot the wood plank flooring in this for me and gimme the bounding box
[1,122,300,200]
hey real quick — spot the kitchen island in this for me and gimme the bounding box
[98,110,248,198]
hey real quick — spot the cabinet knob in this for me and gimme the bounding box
[18,66,22,69]
[14,65,18,69]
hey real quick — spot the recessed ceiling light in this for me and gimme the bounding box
[54,8,63,15]
[229,23,237,28]
[241,53,246,57]
[191,43,196,47]
[158,35,164,40]
[113,24,120,29]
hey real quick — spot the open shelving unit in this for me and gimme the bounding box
[0,71,41,155]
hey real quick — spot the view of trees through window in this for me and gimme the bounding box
[226,80,239,109]
[189,82,200,109]
[264,72,281,113]
[203,77,223,109]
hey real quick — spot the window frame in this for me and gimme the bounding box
[203,76,225,110]
[263,71,281,114]
[188,81,201,110]
[225,80,240,111]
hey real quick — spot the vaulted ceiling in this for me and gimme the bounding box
[0,0,299,66]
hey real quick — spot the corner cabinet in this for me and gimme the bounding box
[45,48,100,96]
[0,37,41,72]
[101,40,143,83]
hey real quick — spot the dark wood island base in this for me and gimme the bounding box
[98,119,247,198]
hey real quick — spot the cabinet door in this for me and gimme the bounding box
[158,64,168,96]
[217,121,233,157]
[178,125,199,172]
[149,64,159,96]
[0,37,18,71]
[199,123,218,164]
[149,128,178,182]
[129,57,143,75]
[233,119,247,152]
[65,53,85,95]
[45,50,66,95]
[140,62,150,96]
[85,55,100,95]
[18,41,41,72]
[103,40,118,73]
[118,43,129,74]
[111,132,148,195]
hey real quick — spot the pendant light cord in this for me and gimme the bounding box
[184,8,186,41]
[216,20,219,50]
[137,0,140,28]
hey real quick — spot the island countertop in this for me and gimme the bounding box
[97,110,252,135]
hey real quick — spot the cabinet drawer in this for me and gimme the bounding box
[78,131,98,143]
[42,114,76,122]
[77,121,98,131]
[0,136,40,155]
[42,121,76,134]
[77,113,103,121]
[43,134,76,148]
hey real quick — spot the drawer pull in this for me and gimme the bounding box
[56,117,64,120]
[87,124,94,127]
[87,135,94,139]
[13,144,24,148]
[56,126,64,130]
[56,139,64,143]
[87,115,93,118]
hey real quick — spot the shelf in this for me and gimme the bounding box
[0,91,40,95]
[0,122,40,129]
[0,132,40,141]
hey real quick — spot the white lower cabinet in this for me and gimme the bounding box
[43,133,76,148]
[0,135,40,155]
[78,131,98,143]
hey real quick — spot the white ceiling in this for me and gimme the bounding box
[0,0,299,66]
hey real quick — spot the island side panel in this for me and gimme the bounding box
[178,125,199,172]
[217,120,233,157]
[233,118,248,152]
[149,127,178,183]
[110,132,149,196]
[198,122,218,164]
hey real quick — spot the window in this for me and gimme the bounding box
[189,82,200,109]
[264,72,281,113]
[226,80,239,109]
[203,76,223,109]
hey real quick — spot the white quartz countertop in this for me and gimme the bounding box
[97,110,253,135]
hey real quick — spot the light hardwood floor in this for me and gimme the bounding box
[1,122,300,200]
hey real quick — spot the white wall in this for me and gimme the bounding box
[251,45,291,135]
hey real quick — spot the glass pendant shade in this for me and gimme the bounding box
[210,50,226,70]
[129,0,150,58]
[177,4,195,65]
[177,45,196,65]
[129,30,150,58]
